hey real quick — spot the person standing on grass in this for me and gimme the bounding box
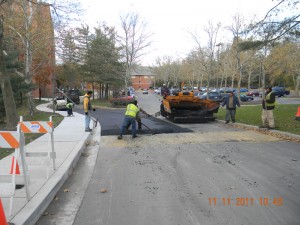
[261,86,276,129]
[222,91,240,124]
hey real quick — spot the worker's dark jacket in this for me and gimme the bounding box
[161,87,170,97]
[222,95,240,109]
[262,91,276,110]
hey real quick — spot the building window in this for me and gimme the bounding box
[144,76,148,79]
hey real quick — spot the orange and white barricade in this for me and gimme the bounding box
[0,130,30,217]
[19,116,56,171]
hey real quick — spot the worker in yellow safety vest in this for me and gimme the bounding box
[84,90,94,132]
[261,86,276,129]
[66,102,74,117]
[118,100,140,139]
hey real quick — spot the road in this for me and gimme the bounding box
[37,91,300,225]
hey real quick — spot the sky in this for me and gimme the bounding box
[81,0,276,66]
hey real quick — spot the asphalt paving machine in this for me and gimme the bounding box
[160,90,220,123]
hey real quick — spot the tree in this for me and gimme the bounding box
[190,21,221,95]
[227,14,256,100]
[56,29,81,90]
[266,42,300,95]
[0,0,56,115]
[239,0,299,96]
[85,23,123,99]
[0,15,18,129]
[118,12,152,93]
[154,56,173,86]
[252,0,300,43]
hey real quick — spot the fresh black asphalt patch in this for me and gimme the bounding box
[74,108,193,136]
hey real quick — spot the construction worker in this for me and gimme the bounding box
[261,86,276,129]
[84,90,94,132]
[126,106,151,130]
[118,100,140,139]
[161,84,170,99]
[222,91,240,124]
[66,101,74,117]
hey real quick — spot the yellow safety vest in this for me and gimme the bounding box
[266,92,276,107]
[125,104,139,117]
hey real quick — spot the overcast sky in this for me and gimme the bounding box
[81,0,275,66]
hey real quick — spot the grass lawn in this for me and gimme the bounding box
[216,104,300,135]
[0,100,64,160]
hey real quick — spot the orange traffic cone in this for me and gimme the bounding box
[10,157,20,175]
[296,106,300,121]
[0,198,8,225]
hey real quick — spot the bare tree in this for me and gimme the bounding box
[118,12,152,92]
[252,0,300,43]
[190,21,221,95]
[227,14,255,99]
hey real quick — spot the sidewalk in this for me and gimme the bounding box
[0,103,100,225]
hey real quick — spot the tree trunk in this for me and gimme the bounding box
[39,87,41,102]
[105,83,109,100]
[0,16,18,130]
[231,74,235,88]
[248,71,251,90]
[295,74,300,97]
[0,76,18,130]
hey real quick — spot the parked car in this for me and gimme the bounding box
[66,89,81,104]
[259,87,290,97]
[198,91,227,102]
[142,89,148,94]
[53,93,67,110]
[247,91,260,97]
[154,87,161,94]
[272,86,290,97]
[239,94,254,102]
[240,88,248,93]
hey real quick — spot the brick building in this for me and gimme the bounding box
[131,69,156,90]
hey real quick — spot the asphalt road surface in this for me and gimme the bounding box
[37,91,300,225]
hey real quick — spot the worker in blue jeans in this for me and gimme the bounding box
[118,100,140,139]
[84,91,94,132]
[222,91,240,124]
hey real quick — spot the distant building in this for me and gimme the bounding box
[131,68,156,90]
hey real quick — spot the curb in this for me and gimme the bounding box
[10,131,93,225]
[217,119,300,143]
[8,103,96,225]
